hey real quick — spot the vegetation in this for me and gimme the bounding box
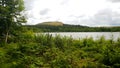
[27,24,120,32]
[1,0,120,68]
[0,30,120,68]
[0,0,26,43]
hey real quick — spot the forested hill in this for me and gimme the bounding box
[26,21,120,32]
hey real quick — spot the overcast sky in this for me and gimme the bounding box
[24,0,120,26]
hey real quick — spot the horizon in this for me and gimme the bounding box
[25,21,120,27]
[24,0,120,27]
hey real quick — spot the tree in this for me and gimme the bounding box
[0,0,26,43]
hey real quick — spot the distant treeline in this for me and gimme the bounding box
[26,24,120,32]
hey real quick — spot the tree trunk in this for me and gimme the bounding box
[5,30,9,43]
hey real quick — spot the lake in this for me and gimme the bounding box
[39,32,120,40]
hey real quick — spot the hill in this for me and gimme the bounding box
[37,21,63,26]
[26,21,120,32]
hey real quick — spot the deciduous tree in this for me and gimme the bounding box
[0,0,26,43]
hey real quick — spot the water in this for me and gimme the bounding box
[40,32,120,40]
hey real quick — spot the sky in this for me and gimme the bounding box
[24,0,120,26]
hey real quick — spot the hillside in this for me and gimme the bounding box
[37,21,63,26]
[26,21,120,32]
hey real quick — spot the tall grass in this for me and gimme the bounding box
[0,33,120,68]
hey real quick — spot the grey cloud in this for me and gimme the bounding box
[108,0,120,3]
[40,9,50,15]
[64,10,120,26]
[92,9,120,26]
[74,9,120,26]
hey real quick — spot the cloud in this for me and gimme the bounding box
[91,9,120,26]
[40,9,50,15]
[24,0,34,10]
[60,15,86,25]
[24,0,120,26]
[68,9,120,26]
[108,0,120,3]
[60,0,70,5]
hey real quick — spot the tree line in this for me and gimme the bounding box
[26,24,120,32]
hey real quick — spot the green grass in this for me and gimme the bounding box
[0,32,120,68]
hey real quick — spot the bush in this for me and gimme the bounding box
[0,33,120,68]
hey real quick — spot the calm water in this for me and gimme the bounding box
[40,32,120,40]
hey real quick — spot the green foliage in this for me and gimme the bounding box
[0,32,120,68]
[1,0,120,67]
[0,0,26,43]
[26,24,120,32]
